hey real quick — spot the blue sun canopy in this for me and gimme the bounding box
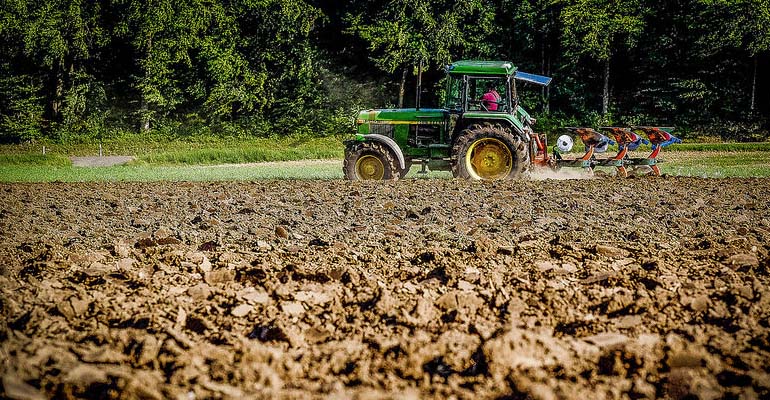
[515,72,552,86]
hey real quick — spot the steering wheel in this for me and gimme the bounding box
[469,100,489,111]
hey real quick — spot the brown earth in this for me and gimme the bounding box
[0,177,768,399]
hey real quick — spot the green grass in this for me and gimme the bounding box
[0,135,346,162]
[659,151,770,178]
[664,142,770,152]
[2,152,767,181]
[0,153,71,166]
[136,140,342,165]
[0,160,458,182]
[0,161,345,182]
[0,135,348,181]
[1,138,769,182]
[562,151,770,178]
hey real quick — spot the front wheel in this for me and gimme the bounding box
[452,124,527,180]
[343,141,400,180]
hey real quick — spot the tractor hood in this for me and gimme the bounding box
[515,72,552,86]
[355,108,447,125]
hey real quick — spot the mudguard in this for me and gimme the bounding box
[360,134,406,170]
[461,116,530,143]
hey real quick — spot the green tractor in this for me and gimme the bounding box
[343,60,552,180]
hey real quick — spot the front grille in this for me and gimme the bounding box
[369,123,395,138]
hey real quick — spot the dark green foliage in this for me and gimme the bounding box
[0,72,44,142]
[0,0,768,143]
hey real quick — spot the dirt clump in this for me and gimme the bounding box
[1,177,769,399]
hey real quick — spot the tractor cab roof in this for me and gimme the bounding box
[447,60,516,76]
[446,60,552,86]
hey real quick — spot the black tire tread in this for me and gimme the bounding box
[343,141,400,181]
[451,124,528,180]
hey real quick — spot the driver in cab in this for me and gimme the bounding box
[481,83,501,111]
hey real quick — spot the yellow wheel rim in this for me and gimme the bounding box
[465,138,513,180]
[355,155,385,180]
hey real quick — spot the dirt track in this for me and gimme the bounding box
[69,156,135,167]
[1,177,769,399]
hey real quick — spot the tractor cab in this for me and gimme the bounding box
[445,71,512,113]
[444,61,551,126]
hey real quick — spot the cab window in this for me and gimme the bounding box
[444,76,463,110]
[467,78,506,112]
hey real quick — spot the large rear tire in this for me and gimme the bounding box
[343,141,400,181]
[451,124,528,180]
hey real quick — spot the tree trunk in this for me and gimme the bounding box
[750,55,757,113]
[398,67,407,108]
[140,36,153,133]
[51,61,64,121]
[541,38,550,114]
[140,99,150,132]
[602,58,610,116]
[541,40,546,109]
[546,54,551,114]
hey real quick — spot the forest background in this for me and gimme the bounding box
[1,0,768,145]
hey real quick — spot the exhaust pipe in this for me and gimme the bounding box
[415,59,423,111]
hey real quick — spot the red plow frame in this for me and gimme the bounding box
[530,126,681,176]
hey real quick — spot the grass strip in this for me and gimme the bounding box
[1,139,769,181]
[137,145,342,165]
[0,161,345,182]
[0,153,71,166]
[2,151,769,182]
[657,151,770,177]
[0,135,346,162]
[664,142,770,152]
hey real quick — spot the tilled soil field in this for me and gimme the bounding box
[1,177,769,399]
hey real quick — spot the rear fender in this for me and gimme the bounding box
[460,116,529,142]
[360,134,406,170]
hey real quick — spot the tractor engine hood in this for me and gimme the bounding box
[355,108,446,125]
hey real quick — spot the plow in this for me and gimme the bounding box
[538,126,682,177]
